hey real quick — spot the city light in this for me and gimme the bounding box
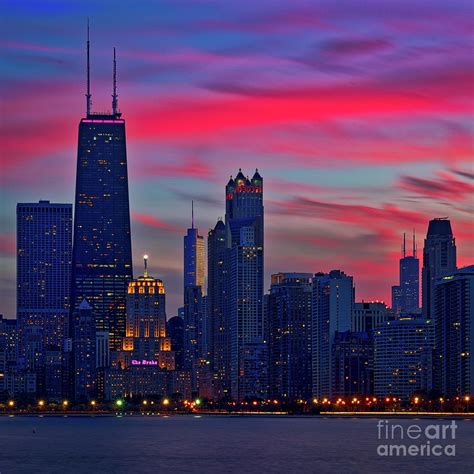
[38,400,45,407]
[465,396,470,402]
[142,400,148,405]
[62,400,68,407]
[162,398,170,406]
[90,400,96,406]
[8,400,14,407]
[195,399,201,406]
[116,399,123,407]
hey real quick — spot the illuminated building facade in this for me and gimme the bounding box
[434,266,474,397]
[71,43,132,350]
[17,201,72,361]
[422,218,456,319]
[226,169,267,401]
[124,257,173,370]
[373,317,434,400]
[208,219,230,400]
[312,270,354,399]
[268,273,313,401]
[392,233,420,315]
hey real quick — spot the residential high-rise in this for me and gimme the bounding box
[268,273,312,401]
[17,200,72,397]
[373,317,434,400]
[226,170,267,401]
[422,218,456,319]
[392,232,420,315]
[434,266,474,397]
[73,299,96,401]
[352,301,392,334]
[312,270,354,398]
[71,37,132,350]
[17,201,72,356]
[184,202,205,289]
[332,331,373,398]
[207,219,230,400]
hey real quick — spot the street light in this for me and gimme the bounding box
[8,400,14,408]
[162,398,170,406]
[62,400,68,408]
[38,400,45,408]
[115,399,123,408]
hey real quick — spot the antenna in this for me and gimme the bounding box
[403,232,406,258]
[112,47,118,116]
[191,200,194,229]
[86,18,92,116]
[143,255,149,278]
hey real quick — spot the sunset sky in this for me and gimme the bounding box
[1,0,473,318]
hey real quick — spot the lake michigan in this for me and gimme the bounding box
[1,415,472,473]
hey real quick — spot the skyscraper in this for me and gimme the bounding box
[123,256,172,368]
[332,331,373,398]
[352,301,392,334]
[268,273,312,401]
[422,218,456,319]
[374,317,434,400]
[208,219,230,400]
[183,202,205,289]
[71,36,132,350]
[434,266,474,397]
[183,205,209,396]
[17,200,72,396]
[226,170,267,401]
[392,232,420,315]
[73,299,96,402]
[312,270,354,398]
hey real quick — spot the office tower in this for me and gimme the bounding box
[268,273,312,401]
[352,301,392,333]
[124,256,173,368]
[207,219,230,399]
[184,202,205,289]
[434,266,474,397]
[392,232,420,315]
[422,218,456,319]
[312,270,354,399]
[167,316,184,369]
[332,331,373,398]
[71,36,132,350]
[373,317,434,400]
[17,201,72,359]
[225,170,266,401]
[44,350,63,400]
[73,299,96,401]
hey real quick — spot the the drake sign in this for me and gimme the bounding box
[131,359,158,366]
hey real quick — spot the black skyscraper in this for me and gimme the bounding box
[71,36,132,350]
[422,218,456,319]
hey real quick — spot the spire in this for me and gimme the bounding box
[86,18,92,116]
[143,255,149,278]
[403,232,406,258]
[112,47,118,116]
[191,200,194,229]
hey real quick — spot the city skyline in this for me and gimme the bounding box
[1,1,473,319]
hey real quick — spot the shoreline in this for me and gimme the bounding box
[2,411,473,419]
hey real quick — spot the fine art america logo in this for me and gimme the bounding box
[376,420,457,457]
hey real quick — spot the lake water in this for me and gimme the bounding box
[0,415,472,473]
